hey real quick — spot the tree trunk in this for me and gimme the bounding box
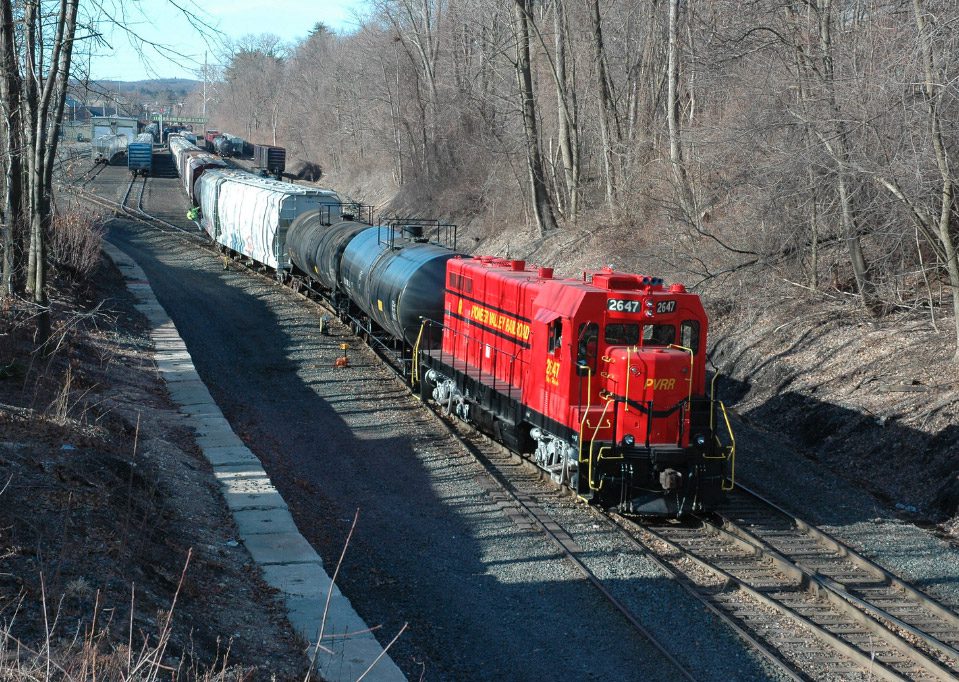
[815,0,877,312]
[21,0,79,346]
[513,0,558,236]
[667,0,697,226]
[0,0,21,297]
[913,0,959,362]
[553,0,579,222]
[589,0,618,212]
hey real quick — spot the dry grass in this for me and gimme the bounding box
[48,206,107,286]
[0,554,254,681]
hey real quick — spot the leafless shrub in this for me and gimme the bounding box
[48,207,107,285]
[305,509,408,682]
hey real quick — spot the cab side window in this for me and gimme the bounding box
[681,320,700,353]
[577,322,599,371]
[548,319,563,353]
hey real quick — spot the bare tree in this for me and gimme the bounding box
[0,0,22,297]
[912,0,959,363]
[588,0,619,213]
[513,0,558,235]
[19,0,80,343]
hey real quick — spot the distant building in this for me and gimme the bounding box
[60,98,143,142]
[89,116,138,143]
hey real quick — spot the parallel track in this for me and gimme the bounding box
[717,486,959,676]
[63,154,959,681]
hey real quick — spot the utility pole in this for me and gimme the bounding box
[203,51,207,118]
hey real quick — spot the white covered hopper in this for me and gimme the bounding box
[196,170,341,271]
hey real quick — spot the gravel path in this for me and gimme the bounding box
[97,162,787,680]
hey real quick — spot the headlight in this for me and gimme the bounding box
[623,434,635,446]
[695,434,707,447]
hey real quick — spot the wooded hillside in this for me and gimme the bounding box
[203,0,959,362]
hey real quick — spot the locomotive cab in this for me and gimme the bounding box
[533,269,731,516]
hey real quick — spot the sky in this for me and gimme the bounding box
[86,0,370,82]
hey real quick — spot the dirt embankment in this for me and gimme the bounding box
[0,255,304,679]
[708,290,959,523]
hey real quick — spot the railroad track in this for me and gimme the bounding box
[63,154,959,681]
[719,486,959,675]
[428,411,703,680]
[602,485,959,681]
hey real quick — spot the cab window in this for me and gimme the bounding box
[605,323,639,345]
[577,322,599,372]
[642,324,676,346]
[680,320,700,353]
[548,319,563,353]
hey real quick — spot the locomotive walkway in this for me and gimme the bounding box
[102,241,406,682]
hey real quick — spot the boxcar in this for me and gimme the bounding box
[92,134,128,165]
[127,138,153,176]
[253,144,286,177]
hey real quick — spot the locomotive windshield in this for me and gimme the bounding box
[603,323,676,346]
[642,324,676,346]
[605,323,639,345]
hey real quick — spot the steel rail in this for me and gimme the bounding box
[719,484,959,673]
[424,416,700,682]
[598,510,807,681]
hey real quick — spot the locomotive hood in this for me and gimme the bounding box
[601,345,692,448]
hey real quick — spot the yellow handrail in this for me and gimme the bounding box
[709,371,722,433]
[700,398,737,492]
[577,366,593,474]
[587,399,614,490]
[411,319,428,387]
[624,345,632,412]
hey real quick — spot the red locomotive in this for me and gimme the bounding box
[415,256,734,515]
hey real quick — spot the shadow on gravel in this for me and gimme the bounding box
[149,151,179,180]
[104,222,770,682]
[717,374,959,523]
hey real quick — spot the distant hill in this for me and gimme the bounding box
[90,79,200,100]
[97,78,200,91]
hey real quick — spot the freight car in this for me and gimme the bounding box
[284,216,735,516]
[167,134,227,204]
[92,134,128,165]
[127,133,154,176]
[253,144,286,178]
[203,129,220,152]
[213,134,244,158]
